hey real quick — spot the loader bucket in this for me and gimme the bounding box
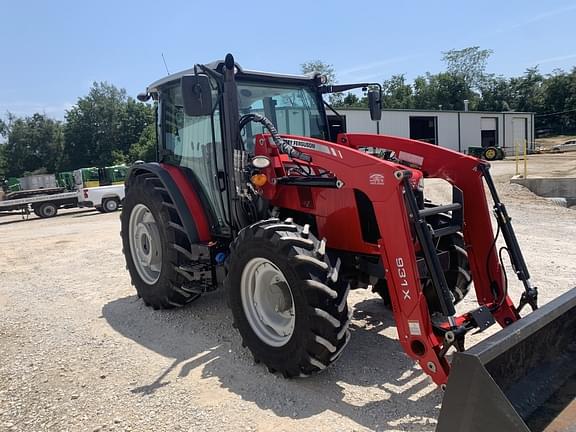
[437,287,576,432]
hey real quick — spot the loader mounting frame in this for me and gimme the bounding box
[255,132,524,385]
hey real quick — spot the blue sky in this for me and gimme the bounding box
[1,0,575,120]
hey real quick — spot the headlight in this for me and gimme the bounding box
[251,156,271,169]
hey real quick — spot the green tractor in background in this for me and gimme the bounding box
[467,146,505,161]
[75,165,128,188]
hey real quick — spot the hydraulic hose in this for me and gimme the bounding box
[239,113,312,162]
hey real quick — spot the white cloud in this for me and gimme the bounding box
[338,55,416,81]
[0,102,73,120]
[531,53,576,65]
[498,4,576,32]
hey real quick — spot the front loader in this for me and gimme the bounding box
[121,54,576,431]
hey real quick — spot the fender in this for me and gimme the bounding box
[126,162,211,244]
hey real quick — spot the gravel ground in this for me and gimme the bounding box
[1,154,575,432]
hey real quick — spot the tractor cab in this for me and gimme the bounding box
[139,56,382,235]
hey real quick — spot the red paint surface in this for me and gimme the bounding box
[254,132,520,385]
[161,163,211,242]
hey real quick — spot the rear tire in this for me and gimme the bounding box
[226,218,351,377]
[373,211,471,312]
[120,173,202,309]
[37,202,58,218]
[102,198,119,213]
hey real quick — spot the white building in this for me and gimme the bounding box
[329,109,535,154]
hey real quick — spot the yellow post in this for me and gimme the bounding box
[523,139,528,178]
[515,140,519,176]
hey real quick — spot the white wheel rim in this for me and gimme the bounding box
[241,257,295,347]
[105,200,117,211]
[129,204,162,285]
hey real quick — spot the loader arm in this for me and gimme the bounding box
[340,133,522,325]
[255,132,523,385]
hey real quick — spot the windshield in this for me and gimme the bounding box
[236,82,327,151]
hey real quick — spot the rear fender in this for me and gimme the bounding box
[100,194,122,200]
[126,163,211,244]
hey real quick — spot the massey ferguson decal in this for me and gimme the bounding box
[281,138,344,159]
[369,173,385,185]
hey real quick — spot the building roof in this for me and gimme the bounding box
[336,107,534,115]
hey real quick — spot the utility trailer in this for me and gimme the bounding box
[0,188,78,218]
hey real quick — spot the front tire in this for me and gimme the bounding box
[226,218,351,378]
[120,173,201,309]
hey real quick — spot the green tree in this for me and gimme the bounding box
[508,67,545,112]
[413,72,476,110]
[538,68,576,133]
[0,118,7,178]
[128,123,157,163]
[0,146,6,180]
[477,76,513,111]
[442,46,493,90]
[2,113,64,177]
[0,118,7,138]
[382,74,414,109]
[336,92,366,108]
[63,82,153,169]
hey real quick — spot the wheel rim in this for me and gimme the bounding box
[105,200,117,211]
[129,204,162,285]
[241,257,295,347]
[43,205,56,217]
[485,149,496,159]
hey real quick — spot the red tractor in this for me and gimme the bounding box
[123,54,576,431]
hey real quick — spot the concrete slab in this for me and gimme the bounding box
[510,176,576,206]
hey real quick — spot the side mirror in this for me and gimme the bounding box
[181,75,213,116]
[368,89,382,121]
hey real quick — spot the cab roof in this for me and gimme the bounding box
[146,59,319,94]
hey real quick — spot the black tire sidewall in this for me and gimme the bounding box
[121,179,177,305]
[39,202,57,218]
[227,238,313,366]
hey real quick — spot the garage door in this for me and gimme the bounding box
[513,118,527,149]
